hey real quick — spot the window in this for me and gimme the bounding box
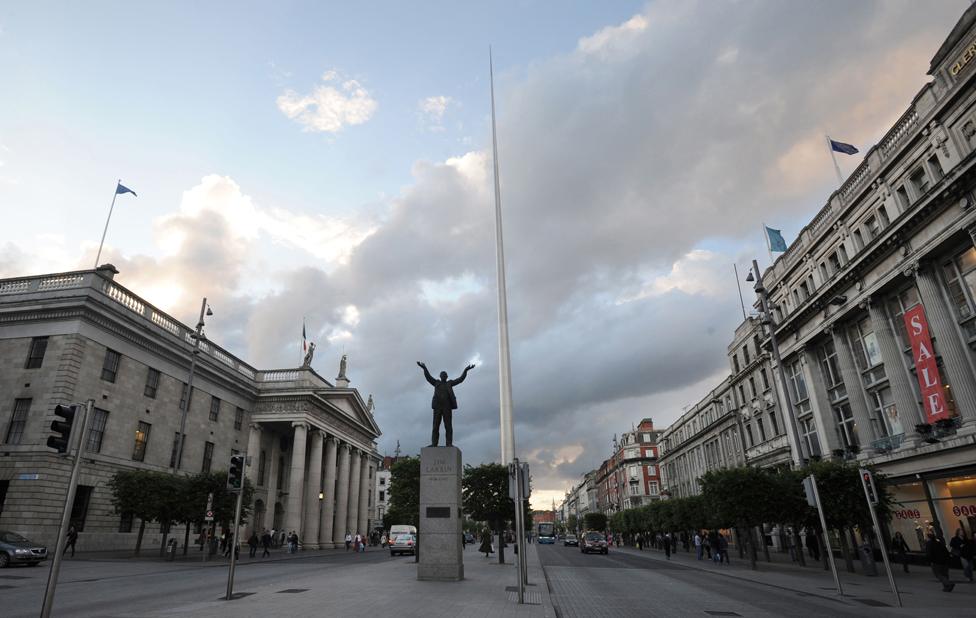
[144,368,160,399]
[738,384,747,406]
[642,432,651,442]
[132,421,151,461]
[744,423,754,447]
[258,450,267,486]
[760,368,769,391]
[732,353,740,373]
[85,408,109,453]
[70,485,94,531]
[25,337,48,369]
[800,418,821,457]
[820,262,829,283]
[234,407,244,430]
[817,341,847,404]
[829,251,842,273]
[942,249,976,330]
[753,335,762,357]
[648,481,659,495]
[864,215,880,240]
[170,432,183,468]
[927,155,944,181]
[743,345,750,364]
[834,403,859,448]
[849,319,882,371]
[887,286,921,348]
[878,206,890,228]
[101,349,121,382]
[748,376,757,399]
[756,416,767,442]
[909,167,929,196]
[5,398,31,444]
[893,187,909,212]
[871,387,903,437]
[787,360,808,403]
[202,441,215,473]
[379,490,385,501]
[853,228,865,252]
[379,477,386,486]
[838,244,849,264]
[768,409,779,436]
[119,512,134,533]
[209,397,221,422]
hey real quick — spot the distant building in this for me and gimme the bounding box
[0,265,381,550]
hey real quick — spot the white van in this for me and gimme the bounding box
[389,524,417,540]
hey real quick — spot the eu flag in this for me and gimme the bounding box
[829,139,859,155]
[765,226,788,252]
[116,183,137,196]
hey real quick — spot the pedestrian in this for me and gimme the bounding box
[479,529,493,558]
[289,531,299,554]
[279,530,286,548]
[248,532,259,558]
[637,534,643,551]
[949,528,974,582]
[65,525,78,558]
[718,533,730,564]
[270,528,277,548]
[664,532,672,560]
[694,531,703,560]
[223,533,235,557]
[261,529,272,558]
[345,532,352,551]
[381,533,388,548]
[892,531,910,574]
[461,532,467,549]
[925,532,955,592]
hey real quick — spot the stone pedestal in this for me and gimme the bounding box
[418,446,464,581]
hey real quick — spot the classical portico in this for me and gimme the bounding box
[244,368,381,548]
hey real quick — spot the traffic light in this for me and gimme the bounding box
[47,404,77,453]
[860,468,879,506]
[227,455,245,491]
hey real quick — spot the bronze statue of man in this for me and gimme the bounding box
[417,361,475,447]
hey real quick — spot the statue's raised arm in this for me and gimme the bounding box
[451,364,476,386]
[417,361,437,386]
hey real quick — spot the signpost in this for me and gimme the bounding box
[225,454,248,600]
[859,469,901,607]
[803,474,843,597]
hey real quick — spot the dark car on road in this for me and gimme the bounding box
[563,534,579,547]
[0,530,48,567]
[580,531,608,555]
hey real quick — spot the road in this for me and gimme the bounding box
[2,548,389,617]
[536,543,872,618]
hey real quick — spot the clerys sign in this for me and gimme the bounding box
[903,305,949,423]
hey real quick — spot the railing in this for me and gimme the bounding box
[102,280,145,314]
[0,273,87,295]
[150,310,181,336]
[810,202,834,234]
[870,434,903,453]
[840,160,871,202]
[37,274,86,291]
[257,370,302,382]
[879,105,919,159]
[0,279,32,295]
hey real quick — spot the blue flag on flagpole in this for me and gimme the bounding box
[765,226,788,252]
[116,182,137,196]
[829,139,859,156]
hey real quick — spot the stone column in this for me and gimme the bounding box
[333,443,351,544]
[915,264,976,421]
[346,448,362,537]
[265,434,280,527]
[320,436,338,548]
[801,347,841,455]
[245,423,262,484]
[303,429,324,549]
[357,455,371,537]
[866,298,924,443]
[830,326,878,447]
[284,422,309,539]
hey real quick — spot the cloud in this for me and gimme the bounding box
[277,70,378,133]
[419,95,454,131]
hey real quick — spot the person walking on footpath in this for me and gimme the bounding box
[925,532,955,592]
[65,526,78,558]
[248,532,259,558]
[892,531,910,573]
[694,531,703,560]
[949,528,974,582]
[478,529,493,558]
[718,533,730,564]
[288,531,299,554]
[664,532,672,560]
[261,529,272,557]
[345,532,352,551]
[270,528,277,548]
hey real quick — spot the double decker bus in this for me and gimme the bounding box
[537,522,555,544]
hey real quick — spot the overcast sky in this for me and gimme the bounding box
[0,0,968,508]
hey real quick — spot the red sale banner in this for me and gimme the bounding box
[903,304,950,423]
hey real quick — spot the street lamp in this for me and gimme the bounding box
[318,491,324,501]
[747,260,805,468]
[173,297,212,473]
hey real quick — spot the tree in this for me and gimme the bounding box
[583,512,607,532]
[567,514,579,533]
[462,463,530,565]
[385,457,420,528]
[700,467,778,569]
[108,470,163,556]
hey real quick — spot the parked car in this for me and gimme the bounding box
[0,530,48,567]
[390,533,416,556]
[580,531,608,555]
[564,534,579,547]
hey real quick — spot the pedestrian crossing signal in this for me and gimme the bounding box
[46,404,77,453]
[227,454,245,491]
[860,468,879,506]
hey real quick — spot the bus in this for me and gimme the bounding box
[537,522,555,544]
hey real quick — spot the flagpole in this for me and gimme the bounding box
[825,134,845,187]
[732,264,747,320]
[94,180,121,268]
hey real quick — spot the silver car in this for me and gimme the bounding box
[390,533,416,556]
[0,530,48,567]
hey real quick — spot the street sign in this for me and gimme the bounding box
[802,475,817,507]
[205,510,214,522]
[508,462,529,501]
[859,468,879,505]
